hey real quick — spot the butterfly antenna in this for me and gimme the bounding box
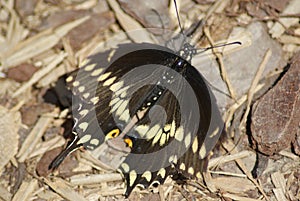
[173,0,183,34]
[197,41,242,54]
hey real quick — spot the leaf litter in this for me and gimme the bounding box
[0,0,299,200]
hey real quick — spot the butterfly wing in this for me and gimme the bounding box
[50,43,223,198]
[115,50,223,196]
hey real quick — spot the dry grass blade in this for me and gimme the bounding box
[12,52,67,98]
[269,0,300,38]
[69,173,122,185]
[222,140,270,201]
[43,178,87,201]
[239,49,272,128]
[204,27,237,100]
[0,106,21,170]
[0,16,89,69]
[222,193,263,201]
[107,0,154,43]
[11,179,38,201]
[0,182,12,201]
[17,110,59,162]
[208,150,253,168]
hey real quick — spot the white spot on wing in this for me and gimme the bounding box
[78,86,85,92]
[84,63,96,71]
[174,126,184,141]
[96,71,111,81]
[119,109,130,122]
[116,100,128,117]
[157,168,166,178]
[179,163,186,171]
[90,138,99,146]
[73,81,80,87]
[192,137,198,153]
[109,97,120,106]
[146,124,160,140]
[103,76,116,86]
[79,122,88,132]
[210,127,220,138]
[184,133,191,148]
[188,167,194,175]
[79,109,89,117]
[91,68,104,77]
[115,86,129,96]
[152,129,163,145]
[129,170,137,186]
[66,76,73,82]
[121,163,130,173]
[170,120,176,137]
[199,145,206,159]
[159,133,167,146]
[135,125,149,137]
[77,134,91,144]
[141,171,152,182]
[107,49,116,62]
[168,155,177,164]
[110,99,123,113]
[109,81,124,92]
[83,92,90,99]
[90,97,99,105]
[78,59,88,68]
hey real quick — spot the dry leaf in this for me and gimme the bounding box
[0,106,21,170]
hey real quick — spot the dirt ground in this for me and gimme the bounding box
[0,0,299,200]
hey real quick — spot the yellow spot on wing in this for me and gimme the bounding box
[146,124,160,140]
[157,168,166,178]
[159,133,167,146]
[97,72,111,81]
[121,163,130,173]
[192,137,198,153]
[83,92,90,99]
[66,76,73,82]
[79,122,88,132]
[179,163,186,171]
[135,125,149,137]
[90,97,99,105]
[79,109,89,117]
[77,134,91,144]
[129,170,137,186]
[78,86,85,92]
[91,68,104,77]
[90,138,99,146]
[184,133,191,147]
[109,97,120,106]
[119,109,130,122]
[141,171,152,182]
[73,81,80,87]
[188,167,194,175]
[174,126,184,141]
[116,100,128,116]
[84,63,96,71]
[110,81,124,92]
[152,129,163,145]
[110,99,123,113]
[199,145,206,159]
[170,120,176,137]
[103,76,116,86]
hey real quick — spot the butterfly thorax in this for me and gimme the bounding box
[178,42,197,62]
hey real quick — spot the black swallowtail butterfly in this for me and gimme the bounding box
[49,1,226,197]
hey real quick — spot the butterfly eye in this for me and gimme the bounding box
[124,137,133,148]
[105,129,120,140]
